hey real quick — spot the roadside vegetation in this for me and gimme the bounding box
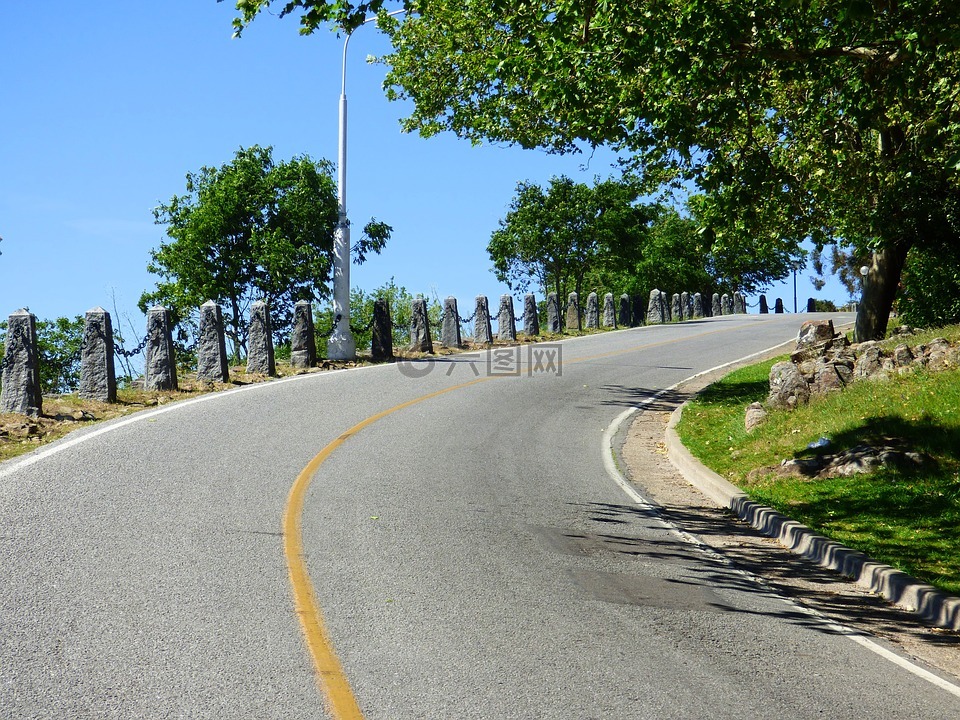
[677,323,960,595]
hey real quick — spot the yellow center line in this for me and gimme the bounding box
[284,321,773,717]
[283,377,491,719]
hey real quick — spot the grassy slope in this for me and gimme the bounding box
[677,325,960,595]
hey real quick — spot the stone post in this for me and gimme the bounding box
[290,300,317,369]
[775,298,785,314]
[410,297,433,352]
[683,292,694,320]
[585,292,600,329]
[0,309,42,415]
[565,292,581,332]
[474,296,493,345]
[807,298,816,313]
[603,293,616,328]
[144,306,178,391]
[618,294,631,327]
[646,289,665,325]
[371,298,394,360]
[671,293,683,321]
[734,292,746,314]
[712,293,722,317]
[632,295,645,326]
[498,294,517,342]
[196,301,229,383]
[759,295,769,314]
[78,307,117,403]
[546,293,561,333]
[523,293,540,337]
[441,296,463,348]
[721,293,733,316]
[693,293,704,319]
[247,300,276,376]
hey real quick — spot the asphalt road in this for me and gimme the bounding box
[3,312,960,719]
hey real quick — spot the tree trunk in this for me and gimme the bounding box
[853,241,911,342]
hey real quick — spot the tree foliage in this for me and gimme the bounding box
[142,145,390,358]
[228,0,960,340]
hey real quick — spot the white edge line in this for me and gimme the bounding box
[600,338,960,699]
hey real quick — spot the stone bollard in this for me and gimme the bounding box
[410,297,433,352]
[632,295,645,326]
[144,306,178,391]
[693,293,704,319]
[247,300,276,376]
[566,292,581,332]
[734,292,746,314]
[671,293,683,321]
[441,296,463,348]
[712,293,722,317]
[721,293,733,316]
[290,300,317,369]
[759,295,769,314]
[474,296,493,345]
[618,294,631,327]
[775,298,785,314]
[523,293,540,337]
[498,294,517,341]
[546,292,561,333]
[79,307,117,402]
[806,298,816,313]
[371,298,394,360]
[683,292,694,320]
[196,301,229,383]
[603,293,616,328]
[646,289,666,325]
[585,292,600,329]
[0,309,42,415]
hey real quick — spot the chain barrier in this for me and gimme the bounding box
[457,311,477,326]
[349,314,376,336]
[315,314,343,341]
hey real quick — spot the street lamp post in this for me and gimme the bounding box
[327,11,405,360]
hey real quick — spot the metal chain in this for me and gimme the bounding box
[315,314,342,341]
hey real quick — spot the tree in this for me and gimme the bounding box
[227,0,960,341]
[143,145,390,359]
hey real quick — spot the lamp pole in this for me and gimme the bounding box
[327,10,405,360]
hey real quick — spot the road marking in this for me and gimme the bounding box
[601,341,960,700]
[283,377,491,719]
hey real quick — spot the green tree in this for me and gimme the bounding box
[228,0,960,341]
[142,145,390,359]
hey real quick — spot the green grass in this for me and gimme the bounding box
[678,327,960,595]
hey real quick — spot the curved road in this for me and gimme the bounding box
[3,313,959,719]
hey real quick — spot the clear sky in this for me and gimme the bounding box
[0,2,848,340]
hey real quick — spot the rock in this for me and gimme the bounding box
[768,361,811,410]
[797,319,835,349]
[854,341,883,380]
[892,343,914,368]
[744,402,768,433]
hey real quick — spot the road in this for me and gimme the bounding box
[2,312,959,719]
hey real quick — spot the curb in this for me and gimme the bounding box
[665,402,960,633]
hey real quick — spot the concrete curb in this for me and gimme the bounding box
[665,402,960,633]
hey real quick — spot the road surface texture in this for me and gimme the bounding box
[3,312,960,719]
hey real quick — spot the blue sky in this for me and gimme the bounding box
[0,2,847,339]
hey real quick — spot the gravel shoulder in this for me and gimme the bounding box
[619,369,960,683]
